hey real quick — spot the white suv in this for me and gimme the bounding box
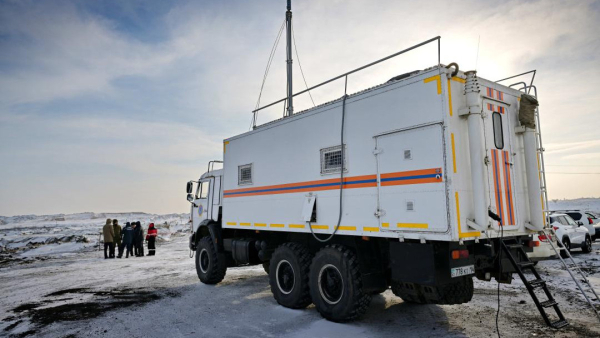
[548,213,592,257]
[554,210,600,241]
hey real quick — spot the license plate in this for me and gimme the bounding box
[451,265,475,278]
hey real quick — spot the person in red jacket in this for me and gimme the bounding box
[146,223,158,256]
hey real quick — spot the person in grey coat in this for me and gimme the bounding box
[102,219,115,259]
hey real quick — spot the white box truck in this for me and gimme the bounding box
[184,3,567,327]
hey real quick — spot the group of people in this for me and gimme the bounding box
[102,219,158,259]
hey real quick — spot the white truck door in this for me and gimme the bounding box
[210,176,221,221]
[192,179,210,231]
[374,123,448,233]
[483,91,519,229]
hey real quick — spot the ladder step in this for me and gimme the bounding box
[519,262,535,268]
[540,299,558,308]
[550,319,569,329]
[529,279,546,288]
[506,244,524,249]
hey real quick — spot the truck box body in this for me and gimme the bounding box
[220,66,536,242]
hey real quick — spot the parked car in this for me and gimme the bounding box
[553,210,600,240]
[585,211,600,238]
[547,213,592,257]
[527,232,558,262]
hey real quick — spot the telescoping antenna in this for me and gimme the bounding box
[285,0,293,117]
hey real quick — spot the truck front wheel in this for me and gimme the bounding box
[309,245,372,322]
[195,236,227,284]
[269,243,312,309]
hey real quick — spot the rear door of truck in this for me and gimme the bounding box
[482,86,519,229]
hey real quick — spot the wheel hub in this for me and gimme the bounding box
[276,260,295,295]
[199,248,210,273]
[318,264,344,305]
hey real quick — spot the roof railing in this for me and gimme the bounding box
[251,36,441,128]
[496,69,536,94]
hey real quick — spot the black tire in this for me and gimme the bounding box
[391,280,421,303]
[263,261,270,274]
[309,245,372,322]
[434,277,474,304]
[582,236,592,253]
[560,238,570,258]
[195,236,227,284]
[269,243,312,309]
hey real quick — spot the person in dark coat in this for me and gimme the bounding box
[133,222,141,257]
[146,223,158,256]
[112,219,121,258]
[135,221,145,257]
[121,222,134,258]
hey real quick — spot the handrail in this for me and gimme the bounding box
[496,70,536,94]
[509,81,528,91]
[207,160,223,173]
[251,36,441,126]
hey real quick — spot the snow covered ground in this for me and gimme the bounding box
[1,206,599,337]
[0,212,189,262]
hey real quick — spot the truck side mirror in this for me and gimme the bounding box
[186,181,193,194]
[187,193,194,202]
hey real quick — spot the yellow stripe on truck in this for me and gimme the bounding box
[310,225,329,230]
[397,223,428,229]
[424,75,442,95]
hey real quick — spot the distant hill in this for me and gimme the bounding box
[548,198,600,213]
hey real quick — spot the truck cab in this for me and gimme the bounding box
[186,165,223,238]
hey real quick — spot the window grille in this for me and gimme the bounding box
[238,164,253,185]
[406,201,414,211]
[320,145,347,174]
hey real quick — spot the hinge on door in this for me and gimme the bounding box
[484,155,490,166]
[374,209,386,217]
[373,148,383,155]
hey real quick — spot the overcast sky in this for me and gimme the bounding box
[1,0,599,216]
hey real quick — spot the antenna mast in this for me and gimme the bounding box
[285,0,293,117]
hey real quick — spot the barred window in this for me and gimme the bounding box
[238,164,253,185]
[320,145,347,174]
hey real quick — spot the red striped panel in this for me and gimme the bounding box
[502,151,515,225]
[491,149,506,226]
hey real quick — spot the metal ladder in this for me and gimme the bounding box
[530,85,600,323]
[542,228,600,322]
[500,239,568,328]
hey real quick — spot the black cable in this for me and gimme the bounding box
[251,19,286,129]
[291,23,315,107]
[308,76,347,243]
[495,220,504,338]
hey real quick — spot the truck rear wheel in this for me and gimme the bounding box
[309,245,372,322]
[269,243,312,309]
[196,236,227,284]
